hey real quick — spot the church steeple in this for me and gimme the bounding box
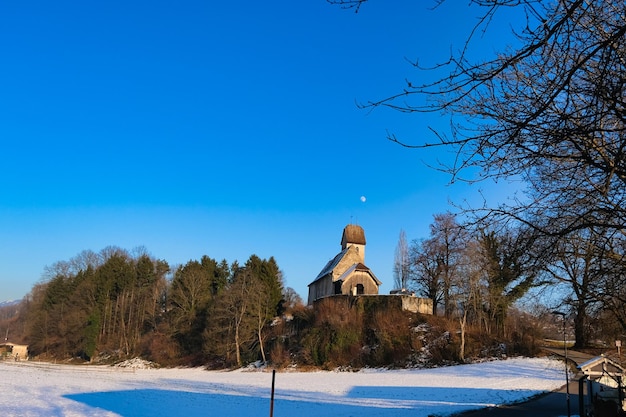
[341,224,366,262]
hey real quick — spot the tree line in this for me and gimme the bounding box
[19,246,290,367]
[397,212,626,355]
[5,239,546,369]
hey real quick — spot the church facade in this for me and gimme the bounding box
[307,224,382,305]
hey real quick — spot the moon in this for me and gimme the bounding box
[360,196,366,203]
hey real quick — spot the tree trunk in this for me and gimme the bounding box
[258,327,266,363]
[574,301,588,349]
[235,324,241,367]
[459,311,467,362]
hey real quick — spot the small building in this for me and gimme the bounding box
[0,342,28,361]
[308,224,382,304]
[578,355,626,417]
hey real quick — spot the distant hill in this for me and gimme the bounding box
[0,300,20,308]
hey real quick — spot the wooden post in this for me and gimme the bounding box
[269,369,276,417]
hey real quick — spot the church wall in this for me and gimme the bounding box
[341,271,379,296]
[332,247,362,280]
[307,275,333,305]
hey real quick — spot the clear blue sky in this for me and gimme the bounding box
[0,1,523,301]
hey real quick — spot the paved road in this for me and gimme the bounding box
[456,349,595,417]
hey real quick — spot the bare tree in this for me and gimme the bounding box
[219,269,256,367]
[168,261,213,355]
[544,230,609,347]
[354,2,625,237]
[433,214,467,317]
[454,239,485,361]
[326,0,367,12]
[331,1,626,339]
[393,229,410,290]
[69,250,102,274]
[248,278,272,364]
[281,287,304,312]
[411,213,466,317]
[595,234,626,335]
[411,237,443,315]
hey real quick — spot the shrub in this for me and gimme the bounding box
[364,308,413,366]
[141,332,181,367]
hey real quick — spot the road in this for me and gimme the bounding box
[456,349,595,417]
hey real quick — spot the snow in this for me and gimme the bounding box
[1,357,566,417]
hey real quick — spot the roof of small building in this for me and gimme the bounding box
[337,262,382,285]
[341,224,366,246]
[578,355,625,377]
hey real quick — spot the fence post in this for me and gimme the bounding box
[269,369,276,417]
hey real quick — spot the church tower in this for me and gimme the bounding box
[340,224,366,262]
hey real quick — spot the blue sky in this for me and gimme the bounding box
[0,1,523,301]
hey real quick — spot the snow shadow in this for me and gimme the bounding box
[64,385,543,417]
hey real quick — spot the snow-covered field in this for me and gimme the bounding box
[1,357,566,417]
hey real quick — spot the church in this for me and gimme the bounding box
[307,224,382,305]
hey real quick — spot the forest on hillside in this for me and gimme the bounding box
[2,208,625,369]
[0,240,540,370]
[2,247,289,367]
[0,235,544,369]
[393,213,626,354]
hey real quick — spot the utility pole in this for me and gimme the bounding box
[269,369,276,417]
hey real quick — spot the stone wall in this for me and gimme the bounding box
[312,294,433,315]
[399,295,433,314]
